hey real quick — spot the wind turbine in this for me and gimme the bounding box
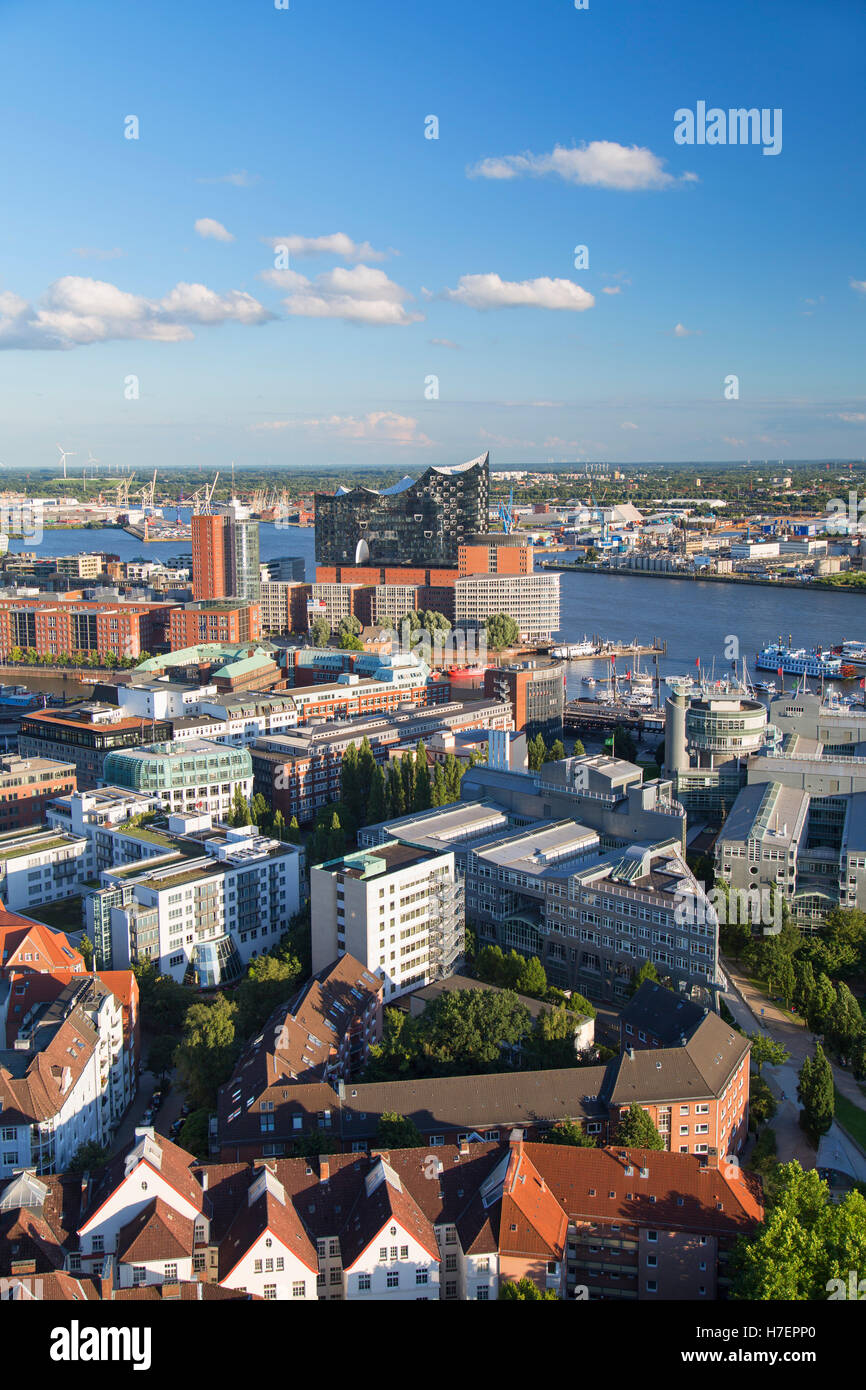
[56,444,76,480]
[84,452,100,488]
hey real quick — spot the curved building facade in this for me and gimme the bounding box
[315,453,490,567]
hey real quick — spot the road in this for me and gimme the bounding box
[108,1032,187,1158]
[721,956,866,1182]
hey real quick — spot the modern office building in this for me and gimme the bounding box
[0,595,174,662]
[310,841,462,1000]
[454,572,560,641]
[0,825,89,911]
[101,739,253,820]
[46,786,174,881]
[309,583,373,631]
[664,690,767,817]
[259,581,310,635]
[483,658,564,740]
[261,556,306,583]
[315,453,489,568]
[457,534,534,575]
[191,503,261,603]
[18,704,173,790]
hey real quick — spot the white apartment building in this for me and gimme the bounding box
[98,824,301,986]
[454,572,561,641]
[0,826,89,912]
[310,840,462,1001]
[372,585,421,628]
[0,976,130,1176]
[46,786,167,881]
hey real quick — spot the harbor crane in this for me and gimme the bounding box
[191,472,220,515]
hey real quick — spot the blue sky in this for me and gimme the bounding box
[0,0,864,470]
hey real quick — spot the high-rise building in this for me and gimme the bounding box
[315,453,489,568]
[191,504,261,603]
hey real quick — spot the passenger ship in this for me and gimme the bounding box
[755,643,857,679]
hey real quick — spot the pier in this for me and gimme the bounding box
[564,698,666,739]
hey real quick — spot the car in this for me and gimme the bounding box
[170,1118,184,1139]
[151,1091,163,1108]
[141,1111,153,1126]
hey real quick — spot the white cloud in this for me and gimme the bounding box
[0,275,273,349]
[263,263,422,326]
[198,171,259,187]
[620,421,639,430]
[263,233,388,263]
[71,247,124,261]
[830,412,866,424]
[672,322,701,337]
[723,436,745,447]
[429,337,461,349]
[442,273,594,312]
[602,286,622,295]
[468,141,695,191]
[851,278,866,294]
[195,218,235,243]
[250,411,431,445]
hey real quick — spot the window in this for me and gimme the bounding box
[646,1255,657,1268]
[254,1259,263,1273]
[400,1245,408,1260]
[646,1279,658,1293]
[133,1266,147,1286]
[193,1253,206,1272]
[416,1268,428,1285]
[264,1284,277,1300]
[92,1235,104,1253]
[476,1286,489,1300]
[386,1270,399,1288]
[378,1247,388,1262]
[164,1263,177,1281]
[358,1273,371,1291]
[292,1281,305,1298]
[647,1230,658,1242]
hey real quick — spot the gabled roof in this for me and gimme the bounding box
[79,1132,207,1234]
[619,980,706,1044]
[339,1155,440,1269]
[604,1013,749,1106]
[117,1197,196,1264]
[499,1146,567,1259]
[219,1173,319,1281]
[0,908,84,976]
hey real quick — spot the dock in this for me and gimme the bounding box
[564,698,666,739]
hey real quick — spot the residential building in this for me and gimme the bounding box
[18,705,173,790]
[0,826,89,912]
[285,652,451,726]
[46,786,175,882]
[458,533,534,575]
[0,975,133,1175]
[310,841,462,1001]
[0,755,76,832]
[169,599,261,650]
[96,823,301,985]
[192,504,261,603]
[0,596,174,662]
[454,571,561,641]
[315,453,489,569]
[259,581,310,635]
[101,739,253,821]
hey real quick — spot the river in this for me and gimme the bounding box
[10,516,864,701]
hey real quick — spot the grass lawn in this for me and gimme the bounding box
[728,960,803,1024]
[834,1088,866,1152]
[24,895,84,934]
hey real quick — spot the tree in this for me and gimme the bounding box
[250,792,270,832]
[749,1074,778,1126]
[131,959,192,1033]
[177,1108,211,1160]
[807,971,837,1033]
[539,1119,596,1147]
[174,995,238,1111]
[236,951,302,1039]
[484,614,520,651]
[730,1161,866,1300]
[572,738,585,757]
[68,1140,110,1173]
[748,1034,790,1075]
[611,725,637,762]
[633,960,660,991]
[147,1035,177,1081]
[614,1104,665,1150]
[413,743,432,811]
[545,739,566,763]
[77,933,94,969]
[367,765,388,825]
[310,615,331,647]
[339,631,364,650]
[514,955,547,997]
[271,809,287,841]
[528,1005,579,1070]
[338,613,362,639]
[828,980,865,1058]
[386,761,405,818]
[431,763,447,807]
[527,733,547,772]
[400,750,416,811]
[285,813,301,844]
[375,1112,425,1149]
[442,752,462,804]
[499,1277,558,1300]
[340,743,363,824]
[797,1045,834,1142]
[418,989,532,1073]
[291,1129,340,1159]
[228,785,252,827]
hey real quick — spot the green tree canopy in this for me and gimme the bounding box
[614,1104,665,1150]
[499,1277,559,1300]
[174,994,239,1111]
[748,1034,790,1075]
[235,951,303,1040]
[797,1044,834,1142]
[539,1119,597,1148]
[375,1112,425,1149]
[484,613,520,651]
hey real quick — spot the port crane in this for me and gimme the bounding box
[191,473,220,515]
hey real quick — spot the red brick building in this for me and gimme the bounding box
[0,755,77,832]
[0,596,174,662]
[169,599,262,650]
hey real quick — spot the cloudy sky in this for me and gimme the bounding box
[0,0,864,470]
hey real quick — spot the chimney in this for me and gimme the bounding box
[319,1155,330,1183]
[99,1254,115,1301]
[627,1047,635,1061]
[458,1140,469,1157]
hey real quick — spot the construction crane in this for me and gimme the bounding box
[113,474,137,509]
[192,472,220,515]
